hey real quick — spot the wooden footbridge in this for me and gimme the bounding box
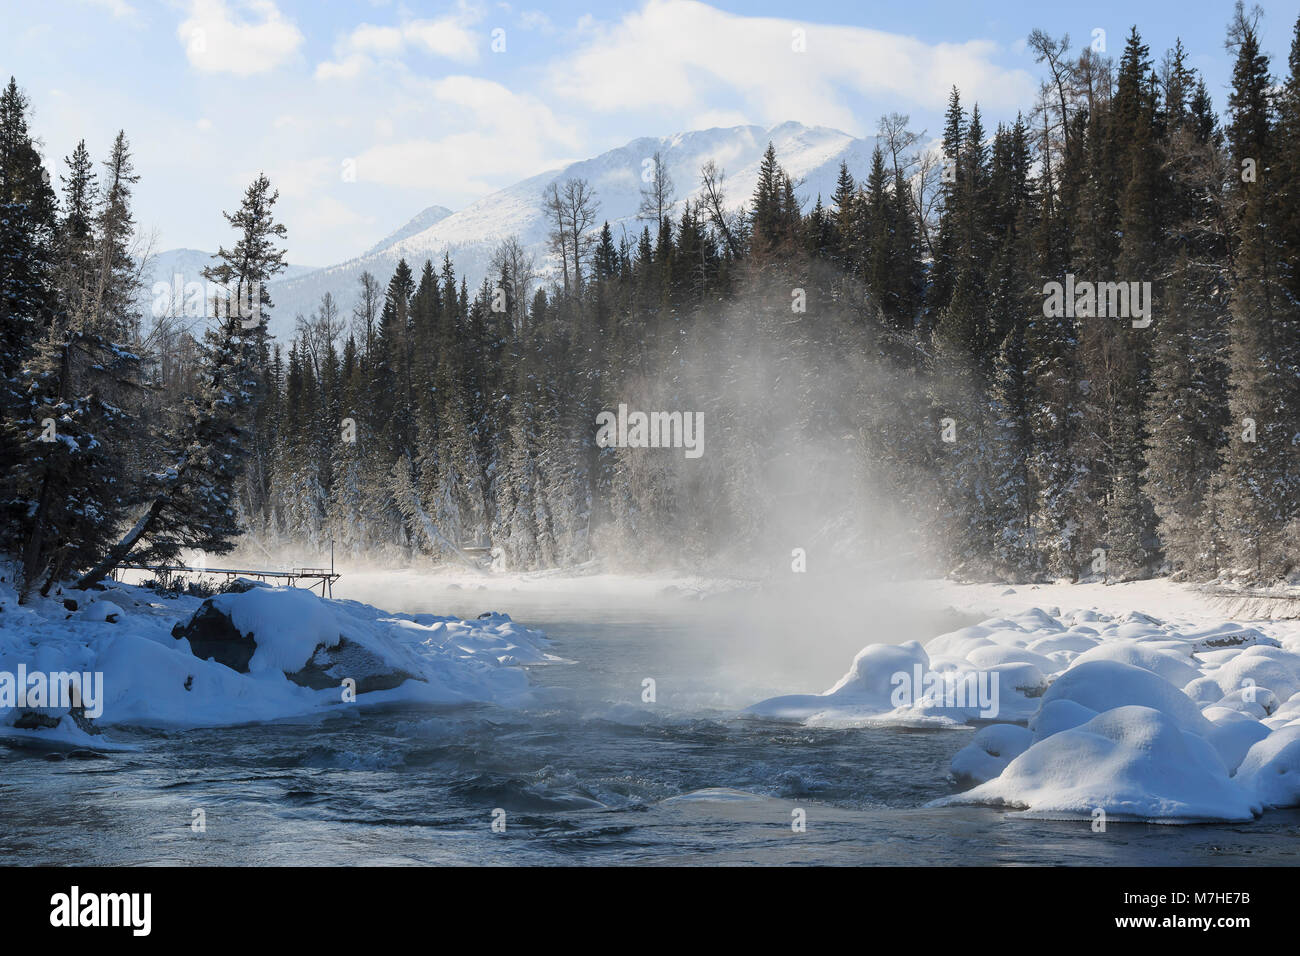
[111,538,502,597]
[114,552,341,597]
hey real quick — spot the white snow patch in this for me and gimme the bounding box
[933,705,1260,823]
[747,579,1300,822]
[0,568,556,747]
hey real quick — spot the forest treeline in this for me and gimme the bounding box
[2,4,1298,595]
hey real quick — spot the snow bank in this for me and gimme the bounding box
[934,706,1261,823]
[0,569,555,748]
[1235,725,1300,808]
[1036,660,1212,735]
[746,608,1061,728]
[950,723,1035,786]
[747,591,1300,822]
[746,641,930,722]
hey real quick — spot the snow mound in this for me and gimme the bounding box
[747,595,1300,823]
[0,572,556,743]
[933,705,1260,823]
[1201,646,1300,703]
[1068,641,1201,687]
[1202,711,1272,774]
[1038,660,1212,735]
[1030,698,1099,740]
[746,641,930,722]
[746,638,1028,727]
[79,600,125,623]
[1235,725,1300,808]
[950,724,1035,786]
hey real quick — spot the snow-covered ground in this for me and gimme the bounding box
[749,578,1300,823]
[0,567,554,750]
[329,561,758,605]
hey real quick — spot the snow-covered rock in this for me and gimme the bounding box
[1036,660,1213,736]
[950,724,1035,786]
[1029,698,1099,741]
[746,640,930,722]
[79,600,124,623]
[747,626,1043,727]
[747,595,1300,823]
[933,705,1261,823]
[0,571,556,747]
[1202,710,1273,774]
[1235,725,1300,808]
[1201,645,1300,703]
[1068,641,1201,687]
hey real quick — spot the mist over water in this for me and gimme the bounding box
[333,565,964,706]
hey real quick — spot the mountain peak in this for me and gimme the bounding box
[361,204,455,259]
[263,121,880,340]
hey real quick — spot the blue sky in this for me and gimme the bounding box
[3,0,1298,265]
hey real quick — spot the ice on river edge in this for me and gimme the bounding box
[749,596,1300,823]
[0,567,555,748]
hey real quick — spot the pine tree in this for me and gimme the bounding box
[85,131,141,341]
[76,176,289,587]
[1215,6,1299,580]
[52,140,96,323]
[0,78,58,561]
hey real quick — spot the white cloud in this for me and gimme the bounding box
[348,24,405,56]
[178,0,304,76]
[689,108,753,131]
[315,53,370,81]
[405,18,479,60]
[517,10,554,33]
[294,195,375,234]
[79,0,138,18]
[315,13,481,79]
[348,76,579,191]
[554,0,1035,132]
[258,155,335,200]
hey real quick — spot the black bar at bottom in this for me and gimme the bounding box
[0,865,1278,943]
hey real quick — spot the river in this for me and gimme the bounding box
[2,574,1298,865]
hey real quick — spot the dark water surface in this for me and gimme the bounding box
[3,580,1298,865]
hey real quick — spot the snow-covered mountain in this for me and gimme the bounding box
[138,247,317,335]
[138,207,454,337]
[358,204,454,258]
[272,122,882,339]
[142,247,319,288]
[157,122,882,343]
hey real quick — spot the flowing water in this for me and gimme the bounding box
[3,577,1299,865]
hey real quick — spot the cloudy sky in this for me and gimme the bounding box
[3,0,1298,265]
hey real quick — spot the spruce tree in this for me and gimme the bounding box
[1216,7,1298,579]
[76,176,289,586]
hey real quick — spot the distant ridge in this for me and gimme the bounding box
[154,122,891,343]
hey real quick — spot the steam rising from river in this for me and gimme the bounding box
[238,271,958,700]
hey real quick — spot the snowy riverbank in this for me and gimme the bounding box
[749,579,1300,823]
[0,568,554,750]
[8,564,1300,826]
